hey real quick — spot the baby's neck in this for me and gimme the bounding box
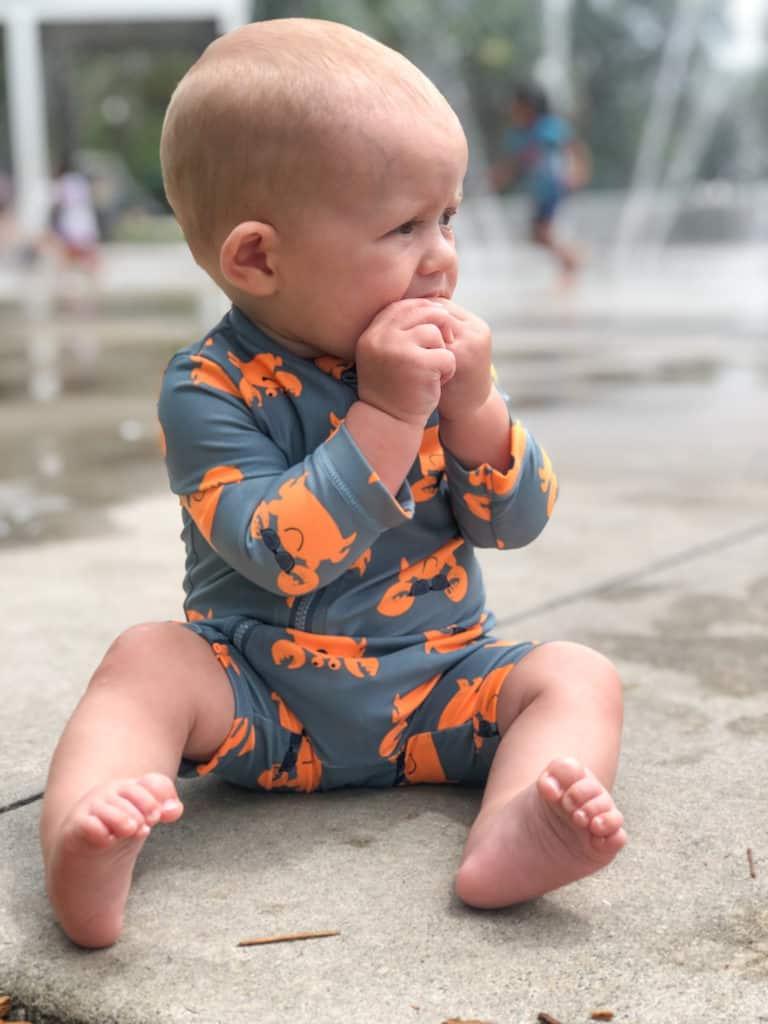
[234,300,324,360]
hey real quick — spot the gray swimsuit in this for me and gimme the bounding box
[158,306,557,791]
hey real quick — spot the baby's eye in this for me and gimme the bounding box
[440,208,457,228]
[396,220,418,235]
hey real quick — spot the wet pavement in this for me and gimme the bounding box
[1,240,767,1023]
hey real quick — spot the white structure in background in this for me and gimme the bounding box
[0,0,251,239]
[536,0,574,114]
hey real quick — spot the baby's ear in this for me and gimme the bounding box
[219,221,279,296]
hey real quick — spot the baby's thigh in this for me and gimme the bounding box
[402,638,538,787]
[93,621,233,748]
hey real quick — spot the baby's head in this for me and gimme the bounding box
[161,18,467,358]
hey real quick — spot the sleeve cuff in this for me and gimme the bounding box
[316,422,415,532]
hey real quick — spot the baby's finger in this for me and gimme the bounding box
[410,322,448,349]
[419,345,456,384]
[380,298,455,332]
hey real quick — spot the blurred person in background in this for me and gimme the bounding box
[491,83,590,281]
[0,170,16,259]
[49,157,101,299]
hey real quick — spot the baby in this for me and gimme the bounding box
[40,18,626,949]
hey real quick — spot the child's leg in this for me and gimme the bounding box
[455,641,626,908]
[532,219,581,275]
[40,622,234,948]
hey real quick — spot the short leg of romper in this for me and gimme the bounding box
[178,620,324,793]
[390,637,540,788]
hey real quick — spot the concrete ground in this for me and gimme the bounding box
[1,241,767,1024]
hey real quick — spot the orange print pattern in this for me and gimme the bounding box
[462,421,528,521]
[437,662,514,743]
[227,352,302,407]
[190,348,242,399]
[314,355,352,380]
[351,548,372,577]
[272,629,379,678]
[326,411,343,441]
[212,641,241,675]
[181,465,244,544]
[186,608,214,622]
[401,733,449,784]
[378,674,441,762]
[412,426,445,503]
[377,538,468,617]
[397,661,514,785]
[257,693,322,792]
[538,447,558,517]
[196,716,255,776]
[423,615,487,654]
[251,473,357,594]
[189,344,302,409]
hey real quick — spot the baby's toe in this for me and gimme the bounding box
[562,777,603,814]
[137,772,178,802]
[116,780,164,824]
[573,790,613,824]
[545,756,588,793]
[94,796,147,838]
[136,773,183,821]
[590,807,624,837]
[71,812,114,848]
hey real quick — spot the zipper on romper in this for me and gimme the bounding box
[291,592,317,631]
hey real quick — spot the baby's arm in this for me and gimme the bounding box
[434,300,557,549]
[159,345,416,599]
[436,300,510,472]
[347,298,456,494]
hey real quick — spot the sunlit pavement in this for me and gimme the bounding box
[1,239,767,1024]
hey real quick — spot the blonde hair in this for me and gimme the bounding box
[160,18,456,262]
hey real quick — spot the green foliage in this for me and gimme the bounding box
[70,49,195,202]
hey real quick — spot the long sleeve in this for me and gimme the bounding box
[159,347,413,599]
[442,417,557,550]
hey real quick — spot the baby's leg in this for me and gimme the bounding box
[455,641,626,908]
[40,622,234,948]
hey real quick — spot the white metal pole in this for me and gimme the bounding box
[5,3,50,239]
[216,0,252,34]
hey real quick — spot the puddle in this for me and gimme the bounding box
[0,329,184,548]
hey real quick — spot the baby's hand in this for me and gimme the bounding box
[355,299,456,426]
[434,301,494,422]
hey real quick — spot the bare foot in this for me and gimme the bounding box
[455,757,626,908]
[45,773,183,947]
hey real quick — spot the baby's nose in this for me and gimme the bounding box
[418,228,457,277]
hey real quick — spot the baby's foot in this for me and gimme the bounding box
[46,773,183,947]
[455,757,626,908]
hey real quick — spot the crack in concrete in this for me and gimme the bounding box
[495,518,768,628]
[0,791,44,816]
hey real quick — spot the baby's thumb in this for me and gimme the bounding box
[433,347,456,386]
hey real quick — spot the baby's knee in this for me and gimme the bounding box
[89,622,189,691]
[546,640,623,715]
[515,640,622,713]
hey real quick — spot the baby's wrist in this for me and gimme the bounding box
[438,382,495,424]
[354,393,431,431]
[347,400,426,441]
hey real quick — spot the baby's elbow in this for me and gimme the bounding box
[496,510,552,550]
